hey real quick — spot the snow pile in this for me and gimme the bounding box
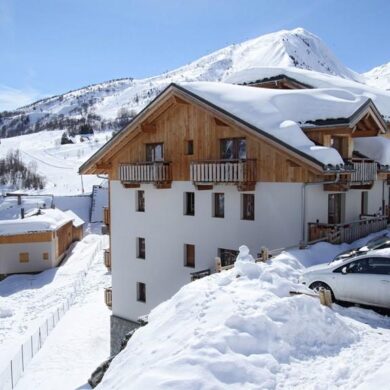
[98,247,360,389]
[354,137,390,166]
[225,66,390,120]
[181,82,369,166]
[0,307,13,319]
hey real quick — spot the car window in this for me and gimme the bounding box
[334,258,370,274]
[366,257,390,275]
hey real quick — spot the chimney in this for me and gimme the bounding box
[21,208,25,219]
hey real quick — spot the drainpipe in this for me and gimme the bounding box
[382,179,386,216]
[301,172,340,244]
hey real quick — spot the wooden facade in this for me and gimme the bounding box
[81,87,327,186]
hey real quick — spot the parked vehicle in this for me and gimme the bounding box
[300,250,390,309]
[331,234,390,263]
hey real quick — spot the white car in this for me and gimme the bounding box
[300,250,390,309]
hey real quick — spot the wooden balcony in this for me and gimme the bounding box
[104,249,111,271]
[324,159,377,191]
[349,158,377,189]
[308,215,388,244]
[190,159,256,191]
[104,287,112,309]
[119,162,172,188]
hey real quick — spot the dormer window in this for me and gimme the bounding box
[220,138,246,160]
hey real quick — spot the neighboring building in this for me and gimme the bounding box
[80,81,390,354]
[0,208,84,275]
[64,209,85,241]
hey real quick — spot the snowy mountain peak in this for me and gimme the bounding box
[364,62,390,90]
[0,28,385,138]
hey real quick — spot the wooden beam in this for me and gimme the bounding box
[95,162,112,170]
[141,123,157,133]
[172,96,190,105]
[214,117,229,127]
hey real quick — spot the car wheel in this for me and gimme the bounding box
[309,281,335,302]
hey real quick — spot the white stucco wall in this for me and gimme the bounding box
[110,180,389,322]
[0,240,57,274]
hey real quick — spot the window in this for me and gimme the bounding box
[19,252,29,263]
[146,143,164,162]
[220,138,246,160]
[184,192,195,216]
[136,190,145,212]
[137,237,145,259]
[242,194,255,220]
[335,257,390,275]
[185,140,194,155]
[137,282,146,302]
[361,191,368,215]
[213,193,224,218]
[43,252,49,261]
[184,244,195,268]
[218,248,239,267]
[328,193,345,224]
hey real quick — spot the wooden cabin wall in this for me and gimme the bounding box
[56,222,73,258]
[110,103,322,183]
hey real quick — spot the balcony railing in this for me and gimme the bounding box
[190,159,256,184]
[104,287,112,309]
[308,215,388,244]
[104,249,111,271]
[119,162,172,185]
[348,158,377,184]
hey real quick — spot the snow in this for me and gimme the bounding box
[13,233,110,390]
[99,233,390,390]
[63,209,85,227]
[363,62,390,91]
[0,208,72,235]
[0,232,106,373]
[181,81,370,166]
[353,136,390,166]
[2,27,376,138]
[225,66,390,120]
[0,130,110,195]
[90,185,109,223]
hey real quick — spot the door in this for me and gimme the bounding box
[146,143,164,162]
[220,138,246,160]
[328,193,345,224]
[334,258,373,304]
[365,257,390,308]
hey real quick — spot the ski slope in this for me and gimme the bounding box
[0,130,111,195]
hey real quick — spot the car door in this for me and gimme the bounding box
[334,258,373,305]
[364,257,390,308]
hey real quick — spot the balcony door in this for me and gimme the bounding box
[328,193,345,224]
[220,138,246,160]
[146,143,164,162]
[331,136,349,159]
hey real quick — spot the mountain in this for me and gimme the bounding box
[0,27,384,138]
[364,62,390,91]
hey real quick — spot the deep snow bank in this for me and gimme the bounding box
[98,246,361,390]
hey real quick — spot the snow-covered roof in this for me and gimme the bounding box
[224,67,390,120]
[0,195,53,221]
[180,81,376,166]
[0,208,73,236]
[63,210,85,228]
[353,137,390,166]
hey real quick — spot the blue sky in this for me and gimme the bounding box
[0,0,389,110]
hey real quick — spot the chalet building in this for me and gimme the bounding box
[0,208,84,275]
[80,81,390,354]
